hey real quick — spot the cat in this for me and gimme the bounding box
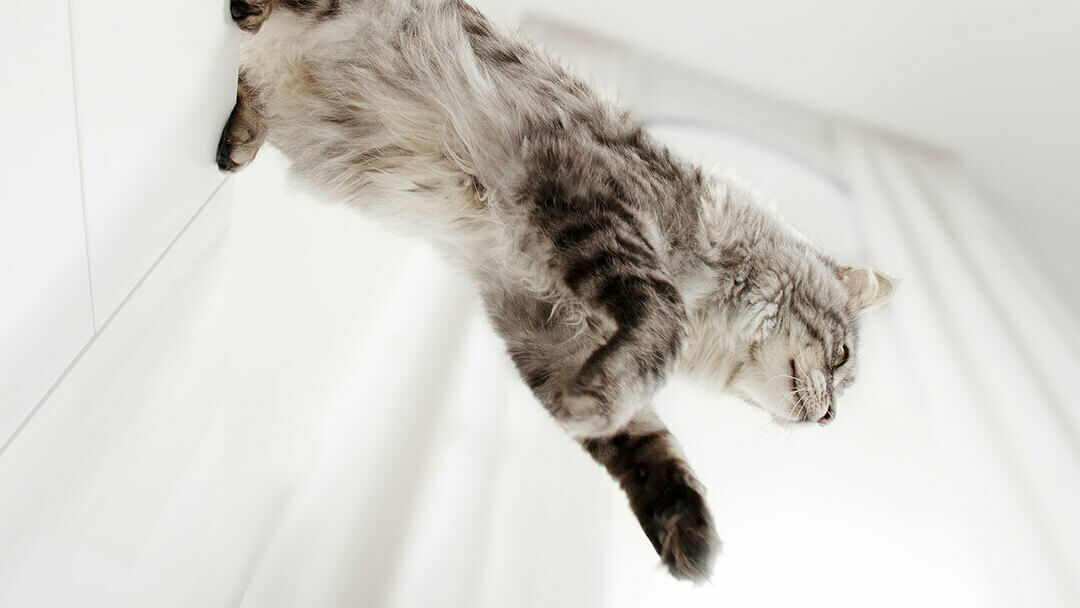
[218,0,894,582]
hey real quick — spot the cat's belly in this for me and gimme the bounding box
[239,11,487,228]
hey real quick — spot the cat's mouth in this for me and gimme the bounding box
[790,359,835,425]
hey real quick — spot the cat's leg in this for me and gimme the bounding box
[229,0,273,33]
[582,408,720,582]
[556,240,686,438]
[521,176,688,438]
[217,74,267,173]
[491,290,715,578]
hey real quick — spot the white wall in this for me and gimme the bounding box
[0,2,237,447]
[477,0,1080,311]
[0,1,94,444]
[70,0,239,323]
[0,2,239,598]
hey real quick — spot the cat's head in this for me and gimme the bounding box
[684,259,893,424]
[744,264,891,425]
[681,172,894,423]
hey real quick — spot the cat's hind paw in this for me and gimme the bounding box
[216,105,265,173]
[230,0,271,33]
[216,133,257,173]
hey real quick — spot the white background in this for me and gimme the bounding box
[0,2,1077,607]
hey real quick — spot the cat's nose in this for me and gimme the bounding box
[818,407,835,425]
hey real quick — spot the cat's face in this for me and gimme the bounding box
[684,263,893,425]
[731,266,893,425]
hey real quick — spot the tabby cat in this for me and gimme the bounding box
[218,0,894,581]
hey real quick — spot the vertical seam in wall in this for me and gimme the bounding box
[66,0,97,330]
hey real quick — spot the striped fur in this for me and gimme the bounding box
[219,0,893,582]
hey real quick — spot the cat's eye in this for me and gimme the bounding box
[832,344,849,369]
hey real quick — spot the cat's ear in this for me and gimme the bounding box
[841,266,895,313]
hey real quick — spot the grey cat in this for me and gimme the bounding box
[218,0,894,582]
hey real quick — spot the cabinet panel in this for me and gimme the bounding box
[69,0,238,323]
[0,1,95,443]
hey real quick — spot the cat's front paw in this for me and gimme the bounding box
[230,0,271,33]
[636,462,721,582]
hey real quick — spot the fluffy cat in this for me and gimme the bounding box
[218,0,894,582]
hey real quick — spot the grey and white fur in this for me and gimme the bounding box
[218,0,895,582]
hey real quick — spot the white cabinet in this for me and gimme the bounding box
[69,0,238,323]
[0,1,95,443]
